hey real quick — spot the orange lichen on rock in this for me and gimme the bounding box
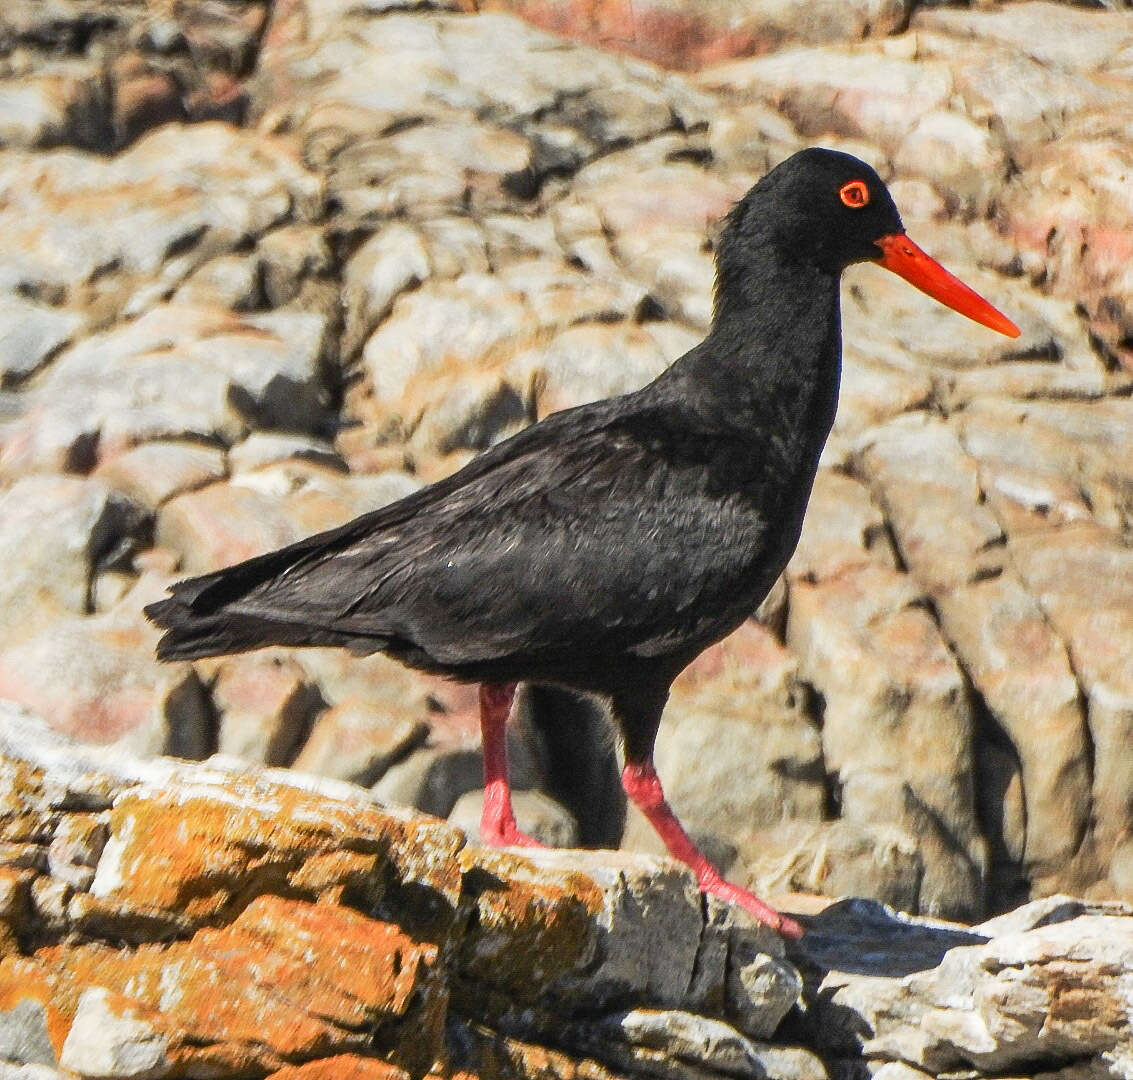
[0,895,445,1075]
[77,773,465,937]
[267,1056,413,1080]
[456,849,605,1000]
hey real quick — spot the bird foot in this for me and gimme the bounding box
[697,867,804,939]
[480,818,546,849]
[621,761,803,938]
[479,779,547,849]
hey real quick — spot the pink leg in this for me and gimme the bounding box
[622,760,804,939]
[479,683,544,849]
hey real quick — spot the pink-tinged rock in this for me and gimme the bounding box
[946,46,1128,155]
[0,590,211,759]
[156,461,411,574]
[213,651,326,767]
[286,649,482,750]
[94,440,228,511]
[459,0,908,70]
[1008,524,1133,882]
[998,139,1133,365]
[937,574,1090,890]
[156,481,314,575]
[913,2,1133,75]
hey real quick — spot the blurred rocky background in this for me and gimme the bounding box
[0,2,1130,1072]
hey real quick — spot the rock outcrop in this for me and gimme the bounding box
[1,706,1131,1079]
[0,0,1129,953]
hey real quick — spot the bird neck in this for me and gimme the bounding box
[672,251,843,440]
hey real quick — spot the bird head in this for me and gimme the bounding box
[722,147,1019,337]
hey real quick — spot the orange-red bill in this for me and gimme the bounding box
[875,233,1020,338]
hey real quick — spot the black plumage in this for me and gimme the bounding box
[148,148,1018,936]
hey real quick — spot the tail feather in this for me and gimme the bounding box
[146,596,381,661]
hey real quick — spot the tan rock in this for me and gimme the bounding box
[213,651,326,767]
[292,699,429,788]
[94,441,227,511]
[0,475,149,647]
[787,565,983,919]
[625,621,825,868]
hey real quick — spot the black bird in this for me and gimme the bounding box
[147,148,1018,937]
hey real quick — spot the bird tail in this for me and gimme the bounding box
[145,520,376,662]
[145,596,314,661]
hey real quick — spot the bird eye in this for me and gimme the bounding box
[839,181,870,208]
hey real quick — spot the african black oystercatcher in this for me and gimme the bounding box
[147,149,1019,938]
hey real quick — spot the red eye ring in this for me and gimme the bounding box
[839,180,870,208]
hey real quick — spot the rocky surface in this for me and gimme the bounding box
[0,0,1129,992]
[2,708,1132,1080]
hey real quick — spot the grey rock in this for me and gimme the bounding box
[47,813,109,891]
[726,937,803,1040]
[794,899,1133,1077]
[373,741,539,819]
[0,999,56,1068]
[609,1007,790,1075]
[0,1063,70,1080]
[0,293,85,385]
